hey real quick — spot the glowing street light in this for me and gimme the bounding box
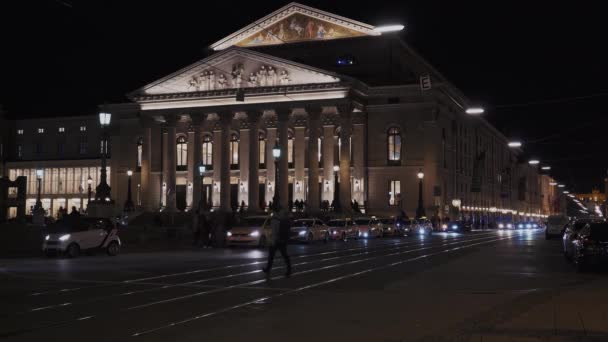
[416,169,425,218]
[563,191,569,194]
[549,182,557,186]
[465,107,484,115]
[373,24,405,33]
[558,184,565,188]
[507,141,522,148]
[541,166,551,170]
[528,159,540,165]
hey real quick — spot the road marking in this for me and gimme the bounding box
[131,235,511,337]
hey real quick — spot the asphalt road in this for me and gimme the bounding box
[1,230,607,342]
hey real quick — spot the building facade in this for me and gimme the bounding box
[0,3,552,221]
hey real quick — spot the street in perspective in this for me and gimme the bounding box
[1,2,607,341]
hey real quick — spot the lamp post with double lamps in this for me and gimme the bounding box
[416,169,426,219]
[32,169,45,224]
[272,142,281,210]
[124,170,134,212]
[198,164,206,210]
[95,112,112,203]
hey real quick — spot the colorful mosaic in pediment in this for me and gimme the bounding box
[235,13,367,47]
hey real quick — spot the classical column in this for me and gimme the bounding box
[164,114,178,212]
[306,107,321,212]
[294,124,306,202]
[265,127,277,207]
[338,105,353,211]
[276,108,290,209]
[247,111,262,213]
[212,127,222,208]
[219,112,233,212]
[140,117,153,211]
[191,114,204,210]
[322,123,335,203]
[238,122,250,209]
[352,117,366,206]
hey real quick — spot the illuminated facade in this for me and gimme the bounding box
[0,3,550,219]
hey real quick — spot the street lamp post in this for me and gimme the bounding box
[416,169,426,218]
[34,169,43,210]
[198,165,206,211]
[124,170,134,212]
[87,176,92,208]
[333,165,340,212]
[272,142,281,210]
[96,112,112,202]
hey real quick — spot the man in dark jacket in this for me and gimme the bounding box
[262,206,292,280]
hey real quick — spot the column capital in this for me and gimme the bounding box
[218,111,234,126]
[163,114,179,127]
[247,110,264,124]
[336,102,355,118]
[190,113,207,126]
[274,107,292,122]
[305,105,323,120]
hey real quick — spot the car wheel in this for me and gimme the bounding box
[66,243,80,258]
[307,232,314,244]
[258,236,267,248]
[106,241,120,256]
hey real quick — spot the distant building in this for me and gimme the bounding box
[0,3,553,222]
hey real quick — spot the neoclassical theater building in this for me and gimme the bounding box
[0,3,554,220]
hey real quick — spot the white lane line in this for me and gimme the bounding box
[125,234,498,311]
[131,235,511,337]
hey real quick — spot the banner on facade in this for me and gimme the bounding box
[470,151,485,193]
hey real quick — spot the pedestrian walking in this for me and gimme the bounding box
[262,205,292,280]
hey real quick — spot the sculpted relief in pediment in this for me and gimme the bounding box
[187,63,291,92]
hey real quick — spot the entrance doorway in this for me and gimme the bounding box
[176,185,187,211]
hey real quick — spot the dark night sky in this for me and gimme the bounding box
[1,1,607,192]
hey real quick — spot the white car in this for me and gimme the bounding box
[43,217,121,258]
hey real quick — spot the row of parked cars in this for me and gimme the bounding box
[226,216,436,247]
[546,215,608,272]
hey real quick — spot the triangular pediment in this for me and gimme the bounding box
[132,47,341,97]
[210,2,379,51]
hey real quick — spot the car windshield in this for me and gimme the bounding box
[588,223,608,241]
[47,218,88,233]
[294,220,315,227]
[328,220,345,227]
[355,219,369,225]
[245,217,267,227]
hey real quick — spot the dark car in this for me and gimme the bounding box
[563,221,608,271]
[440,220,471,232]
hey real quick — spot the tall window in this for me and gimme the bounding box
[389,180,401,206]
[387,127,401,163]
[176,136,187,171]
[79,139,87,154]
[136,137,143,170]
[259,132,265,167]
[338,136,352,162]
[230,133,239,167]
[288,132,294,166]
[202,135,213,168]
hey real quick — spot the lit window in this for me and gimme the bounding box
[202,135,213,167]
[387,127,401,163]
[80,126,87,132]
[258,132,265,167]
[176,136,187,170]
[389,180,401,206]
[38,128,44,134]
[58,127,65,133]
[230,133,239,166]
[137,137,143,169]
[17,129,23,135]
[288,132,294,164]
[318,137,322,163]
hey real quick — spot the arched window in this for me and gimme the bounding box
[259,132,266,167]
[136,137,143,170]
[202,135,212,168]
[230,133,239,167]
[387,127,401,164]
[176,136,187,171]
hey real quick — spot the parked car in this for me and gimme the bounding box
[378,217,403,237]
[497,222,514,230]
[411,218,433,236]
[563,221,608,271]
[226,216,270,248]
[43,217,121,258]
[327,218,358,241]
[289,218,330,243]
[545,214,570,239]
[440,220,471,232]
[353,217,384,238]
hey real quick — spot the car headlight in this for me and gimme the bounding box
[525,224,531,229]
[226,231,232,237]
[518,224,524,229]
[532,224,538,228]
[441,224,448,229]
[498,223,504,229]
[250,231,260,237]
[452,225,458,229]
[298,230,307,236]
[45,235,50,241]
[507,224,513,229]
[396,223,401,227]
[363,232,369,238]
[59,234,71,241]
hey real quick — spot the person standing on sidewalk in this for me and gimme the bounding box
[262,205,292,280]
